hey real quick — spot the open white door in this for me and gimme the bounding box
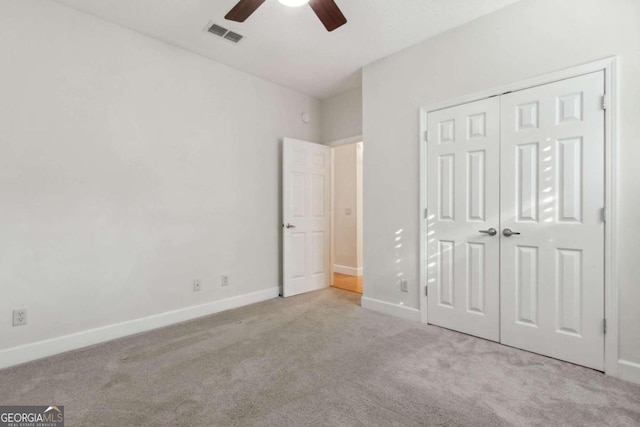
[282,138,331,297]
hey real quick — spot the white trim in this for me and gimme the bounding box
[356,142,364,277]
[330,147,336,281]
[420,57,616,113]
[603,59,619,377]
[419,57,618,376]
[361,297,421,322]
[419,109,428,324]
[324,134,363,147]
[0,287,279,370]
[333,264,363,276]
[618,360,640,385]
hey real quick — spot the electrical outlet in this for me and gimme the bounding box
[221,275,229,287]
[13,309,27,326]
[400,279,408,292]
[193,279,201,292]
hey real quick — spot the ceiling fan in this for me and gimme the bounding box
[225,0,347,32]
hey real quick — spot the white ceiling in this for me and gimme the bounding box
[53,0,520,100]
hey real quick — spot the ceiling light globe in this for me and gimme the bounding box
[278,0,310,7]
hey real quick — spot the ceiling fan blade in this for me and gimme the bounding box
[225,0,267,22]
[308,0,347,32]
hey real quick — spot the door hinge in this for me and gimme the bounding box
[424,208,429,219]
[602,206,607,223]
[424,131,429,142]
[603,318,607,334]
[425,286,429,297]
[602,95,607,110]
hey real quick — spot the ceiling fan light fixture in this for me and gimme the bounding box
[278,0,310,7]
[225,0,346,32]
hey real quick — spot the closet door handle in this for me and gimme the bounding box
[479,228,498,236]
[502,228,521,237]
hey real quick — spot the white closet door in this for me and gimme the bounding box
[500,72,605,370]
[427,97,501,342]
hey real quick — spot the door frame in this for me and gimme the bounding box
[419,57,618,376]
[327,135,364,287]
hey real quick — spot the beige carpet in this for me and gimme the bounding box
[1,288,639,426]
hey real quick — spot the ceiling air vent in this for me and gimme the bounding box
[223,31,243,43]
[206,23,244,44]
[208,24,228,37]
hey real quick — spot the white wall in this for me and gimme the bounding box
[0,0,320,365]
[362,0,640,382]
[321,86,363,143]
[332,143,362,275]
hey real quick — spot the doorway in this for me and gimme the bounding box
[331,142,363,294]
[281,137,364,298]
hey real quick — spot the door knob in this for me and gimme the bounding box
[503,228,521,237]
[285,223,296,229]
[479,228,498,236]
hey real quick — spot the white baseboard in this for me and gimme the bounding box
[334,264,363,276]
[618,359,640,385]
[361,296,421,322]
[0,287,279,370]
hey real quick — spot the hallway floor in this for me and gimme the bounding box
[331,272,363,294]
